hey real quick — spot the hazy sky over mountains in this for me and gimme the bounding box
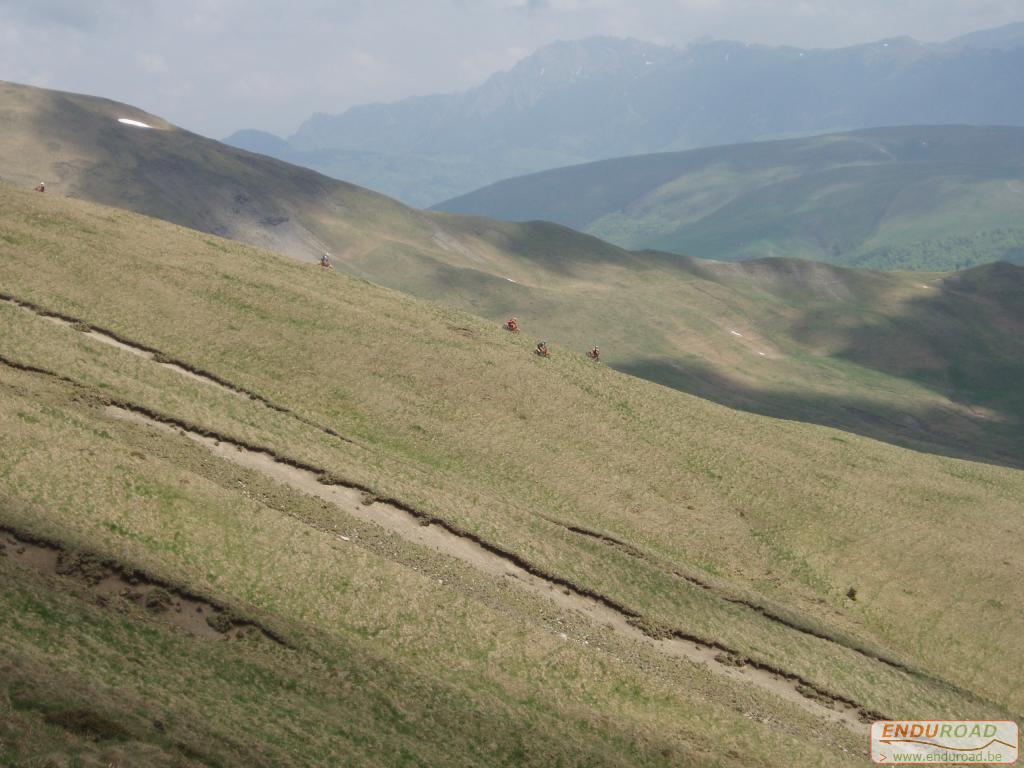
[0,0,1021,138]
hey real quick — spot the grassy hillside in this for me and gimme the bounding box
[0,79,462,265]
[403,217,1024,471]
[0,80,626,279]
[435,126,1024,271]
[1,185,1022,765]
[3,80,1023,475]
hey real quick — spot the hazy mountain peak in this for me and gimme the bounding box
[468,35,675,113]
[504,35,675,73]
[950,21,1024,50]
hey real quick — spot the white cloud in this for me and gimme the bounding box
[0,0,1020,137]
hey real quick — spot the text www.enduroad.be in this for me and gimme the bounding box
[892,751,1011,763]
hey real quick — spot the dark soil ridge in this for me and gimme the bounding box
[0,293,360,449]
[667,570,906,668]
[0,523,290,648]
[0,341,999,722]
[555,521,647,558]
[0,351,87,390]
[553,515,906,671]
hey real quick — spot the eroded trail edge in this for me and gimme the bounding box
[0,293,358,447]
[0,525,289,647]
[107,402,880,732]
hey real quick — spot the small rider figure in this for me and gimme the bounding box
[536,340,550,358]
[319,252,332,269]
[588,346,600,361]
[505,316,519,333]
[35,181,45,193]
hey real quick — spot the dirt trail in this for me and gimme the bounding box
[1,295,236,395]
[0,294,359,447]
[108,404,872,733]
[0,294,896,732]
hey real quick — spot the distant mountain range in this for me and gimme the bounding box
[434,125,1024,271]
[225,23,1024,206]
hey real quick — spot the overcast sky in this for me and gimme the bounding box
[0,0,1021,138]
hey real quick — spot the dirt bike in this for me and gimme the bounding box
[587,348,600,361]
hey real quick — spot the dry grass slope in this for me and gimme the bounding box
[1,186,1022,765]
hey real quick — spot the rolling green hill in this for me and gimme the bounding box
[3,80,1023,474]
[435,125,1024,271]
[1,185,1022,765]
